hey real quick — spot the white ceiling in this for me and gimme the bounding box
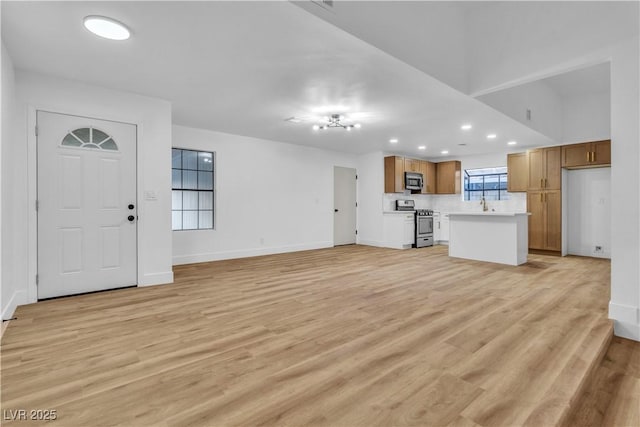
[2,1,557,157]
[542,62,610,98]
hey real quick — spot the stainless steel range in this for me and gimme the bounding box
[414,209,434,248]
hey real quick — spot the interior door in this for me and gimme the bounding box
[37,111,137,299]
[333,166,357,246]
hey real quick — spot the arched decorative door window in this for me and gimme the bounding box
[61,127,118,151]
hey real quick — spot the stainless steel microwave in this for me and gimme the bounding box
[405,172,423,191]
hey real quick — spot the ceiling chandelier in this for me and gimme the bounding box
[313,114,361,131]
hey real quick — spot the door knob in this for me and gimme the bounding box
[127,215,135,222]
[128,204,135,210]
[334,209,339,212]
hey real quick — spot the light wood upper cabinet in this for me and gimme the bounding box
[592,140,611,166]
[436,161,461,194]
[384,156,405,193]
[420,161,437,194]
[562,140,611,168]
[404,158,421,173]
[528,147,561,190]
[507,152,528,192]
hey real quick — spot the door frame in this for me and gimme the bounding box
[332,165,358,246]
[26,105,141,303]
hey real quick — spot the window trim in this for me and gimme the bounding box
[171,148,216,231]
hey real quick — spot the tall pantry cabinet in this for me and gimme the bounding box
[526,147,562,251]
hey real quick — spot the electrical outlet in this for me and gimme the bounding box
[595,246,603,253]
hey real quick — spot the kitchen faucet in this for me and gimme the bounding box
[481,197,488,211]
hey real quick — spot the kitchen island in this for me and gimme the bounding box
[448,212,530,266]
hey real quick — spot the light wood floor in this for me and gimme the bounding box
[565,336,640,427]
[1,245,616,426]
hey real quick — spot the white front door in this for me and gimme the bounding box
[37,111,137,299]
[333,166,357,246]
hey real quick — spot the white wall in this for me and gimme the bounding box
[562,90,611,144]
[1,42,17,319]
[477,80,563,142]
[9,71,173,309]
[566,168,611,258]
[171,125,358,264]
[355,151,385,247]
[608,37,640,341]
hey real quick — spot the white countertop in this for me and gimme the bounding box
[448,212,531,217]
[383,211,415,215]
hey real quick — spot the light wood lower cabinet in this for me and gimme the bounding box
[527,190,561,251]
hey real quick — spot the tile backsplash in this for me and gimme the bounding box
[383,192,527,214]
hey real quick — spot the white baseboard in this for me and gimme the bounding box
[172,241,334,265]
[609,301,640,341]
[138,271,174,287]
[2,290,28,320]
[568,250,611,259]
[613,320,640,341]
[609,301,639,324]
[357,239,385,248]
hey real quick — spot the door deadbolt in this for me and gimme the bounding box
[128,204,135,210]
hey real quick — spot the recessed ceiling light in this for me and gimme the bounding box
[487,134,497,139]
[441,150,449,155]
[507,141,517,145]
[354,123,362,129]
[461,124,472,130]
[418,145,426,150]
[389,138,398,144]
[84,15,131,40]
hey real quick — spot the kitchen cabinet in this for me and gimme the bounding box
[420,161,437,194]
[433,212,449,243]
[384,156,405,193]
[507,152,528,192]
[436,161,461,194]
[403,215,415,246]
[404,158,421,173]
[562,140,611,168]
[528,146,561,190]
[527,190,561,251]
[382,212,415,249]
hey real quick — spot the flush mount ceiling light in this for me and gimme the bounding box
[312,114,361,131]
[441,150,449,155]
[461,124,472,130]
[389,138,398,144]
[507,141,517,145]
[83,15,131,40]
[487,133,497,139]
